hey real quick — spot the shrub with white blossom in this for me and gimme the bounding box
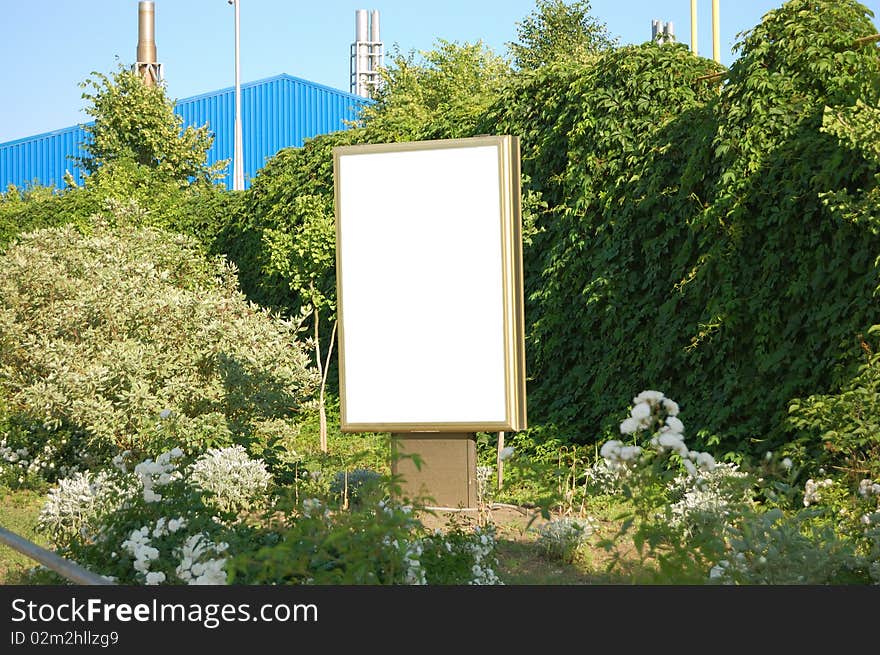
[667,463,752,535]
[189,446,272,514]
[537,517,596,563]
[37,448,244,586]
[37,470,131,549]
[418,523,502,585]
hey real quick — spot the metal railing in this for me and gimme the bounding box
[0,526,115,585]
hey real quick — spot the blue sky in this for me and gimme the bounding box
[1,0,878,143]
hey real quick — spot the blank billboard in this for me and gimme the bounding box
[333,136,526,432]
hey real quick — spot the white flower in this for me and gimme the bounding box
[858,479,880,497]
[189,446,271,515]
[781,458,793,471]
[664,416,685,434]
[619,445,642,462]
[168,517,186,533]
[633,390,664,404]
[682,459,697,477]
[764,451,773,462]
[499,446,515,461]
[630,402,652,421]
[600,440,622,459]
[694,451,716,471]
[662,398,679,416]
[619,417,640,434]
[657,433,688,457]
[145,571,166,585]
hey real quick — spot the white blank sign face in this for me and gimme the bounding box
[334,136,525,432]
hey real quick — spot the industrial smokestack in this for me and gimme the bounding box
[351,9,383,97]
[356,9,368,43]
[370,9,380,44]
[135,1,163,86]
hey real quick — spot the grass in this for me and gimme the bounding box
[0,487,50,584]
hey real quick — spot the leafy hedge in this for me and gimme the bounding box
[486,0,880,454]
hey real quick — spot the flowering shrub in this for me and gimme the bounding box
[585,390,880,584]
[667,463,752,535]
[37,448,257,585]
[37,470,131,550]
[0,417,90,489]
[189,446,272,515]
[0,221,318,470]
[709,509,869,585]
[419,523,502,585]
[537,517,595,563]
[602,390,716,477]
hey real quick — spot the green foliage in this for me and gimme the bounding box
[224,130,361,312]
[788,326,880,479]
[229,494,426,585]
[361,40,511,141]
[485,41,723,444]
[0,218,318,465]
[39,448,262,585]
[79,64,224,186]
[263,194,337,319]
[329,468,383,506]
[715,507,872,584]
[508,0,615,70]
[487,0,880,454]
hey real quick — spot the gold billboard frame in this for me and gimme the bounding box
[332,135,527,433]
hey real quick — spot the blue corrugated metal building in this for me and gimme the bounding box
[0,73,368,191]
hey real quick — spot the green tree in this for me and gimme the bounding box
[263,195,337,452]
[509,0,616,70]
[361,40,510,141]
[79,64,224,186]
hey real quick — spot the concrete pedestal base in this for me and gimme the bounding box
[391,433,477,509]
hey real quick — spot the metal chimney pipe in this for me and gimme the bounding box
[355,9,369,97]
[370,9,380,44]
[370,9,381,79]
[137,1,157,65]
[356,9,368,43]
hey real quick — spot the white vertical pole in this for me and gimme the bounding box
[691,0,698,55]
[497,431,505,489]
[232,0,244,190]
[712,0,721,64]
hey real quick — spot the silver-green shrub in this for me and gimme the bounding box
[537,516,595,563]
[37,470,130,549]
[0,220,318,461]
[189,445,272,514]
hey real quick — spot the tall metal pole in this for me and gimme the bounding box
[231,0,244,190]
[691,0,698,55]
[712,0,721,64]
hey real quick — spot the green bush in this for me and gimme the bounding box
[486,0,880,454]
[0,218,318,467]
[37,448,265,585]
